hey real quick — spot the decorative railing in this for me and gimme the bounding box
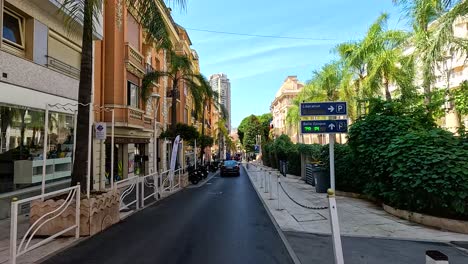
[10,185,80,264]
[127,107,145,127]
[160,169,182,194]
[140,172,159,207]
[143,115,153,130]
[116,176,139,216]
[124,43,144,75]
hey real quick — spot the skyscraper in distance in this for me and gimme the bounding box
[209,73,231,133]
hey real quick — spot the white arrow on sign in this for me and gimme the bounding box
[328,123,336,130]
[328,106,335,112]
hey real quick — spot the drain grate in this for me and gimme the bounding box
[292,212,327,222]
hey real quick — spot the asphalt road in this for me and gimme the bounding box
[42,168,294,264]
[285,231,468,264]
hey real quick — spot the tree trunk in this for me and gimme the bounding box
[71,0,94,193]
[422,71,432,111]
[384,79,392,101]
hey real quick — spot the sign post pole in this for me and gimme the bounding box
[330,134,335,191]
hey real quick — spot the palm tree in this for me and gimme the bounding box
[393,0,468,108]
[142,50,205,135]
[61,0,186,192]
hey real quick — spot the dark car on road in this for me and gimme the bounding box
[220,160,240,177]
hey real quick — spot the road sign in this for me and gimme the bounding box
[301,120,348,134]
[254,145,260,153]
[95,122,107,140]
[300,102,347,116]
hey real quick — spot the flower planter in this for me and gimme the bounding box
[29,189,120,237]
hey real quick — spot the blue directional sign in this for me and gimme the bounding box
[300,102,347,116]
[301,120,348,134]
[254,145,260,153]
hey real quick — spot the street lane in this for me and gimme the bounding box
[43,168,294,264]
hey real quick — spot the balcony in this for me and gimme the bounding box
[124,43,145,77]
[143,115,153,130]
[103,105,153,130]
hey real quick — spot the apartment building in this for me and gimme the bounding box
[92,1,202,187]
[0,0,102,218]
[270,76,304,143]
[209,73,231,132]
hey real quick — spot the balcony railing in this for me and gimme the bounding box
[124,43,144,73]
[143,115,153,130]
[103,105,153,129]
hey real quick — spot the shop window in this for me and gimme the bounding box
[127,81,139,108]
[2,8,25,50]
[0,104,74,194]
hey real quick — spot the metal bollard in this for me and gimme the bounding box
[277,173,282,210]
[426,251,448,264]
[264,172,268,193]
[268,172,274,200]
[260,168,264,189]
[328,189,344,264]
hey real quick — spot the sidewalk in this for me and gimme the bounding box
[0,175,191,264]
[245,163,468,243]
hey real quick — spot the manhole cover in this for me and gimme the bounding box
[206,182,212,185]
[292,212,326,222]
[208,192,222,195]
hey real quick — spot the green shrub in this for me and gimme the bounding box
[297,143,323,164]
[383,129,468,219]
[348,114,420,198]
[286,144,301,176]
[320,144,361,193]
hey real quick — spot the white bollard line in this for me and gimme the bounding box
[268,172,274,200]
[328,189,344,264]
[277,173,282,211]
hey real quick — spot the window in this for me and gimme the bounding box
[2,9,25,50]
[127,81,139,108]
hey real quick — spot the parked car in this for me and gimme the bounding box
[220,160,240,177]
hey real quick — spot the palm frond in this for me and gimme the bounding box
[60,0,103,37]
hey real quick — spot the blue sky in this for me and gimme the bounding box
[172,0,408,128]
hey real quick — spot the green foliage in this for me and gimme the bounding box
[320,144,361,193]
[348,99,430,198]
[238,113,272,146]
[261,135,300,175]
[383,129,468,218]
[258,113,273,141]
[159,123,199,144]
[199,135,214,147]
[297,144,323,164]
[453,81,468,116]
[242,115,262,152]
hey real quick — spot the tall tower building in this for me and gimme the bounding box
[209,73,231,132]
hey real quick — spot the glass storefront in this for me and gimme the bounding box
[0,104,74,194]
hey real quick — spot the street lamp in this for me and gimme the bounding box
[151,92,161,174]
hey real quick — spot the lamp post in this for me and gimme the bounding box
[151,93,161,175]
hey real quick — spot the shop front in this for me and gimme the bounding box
[105,137,150,182]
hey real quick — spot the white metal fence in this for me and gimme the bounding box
[140,173,159,208]
[10,185,80,264]
[116,176,139,213]
[160,169,182,194]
